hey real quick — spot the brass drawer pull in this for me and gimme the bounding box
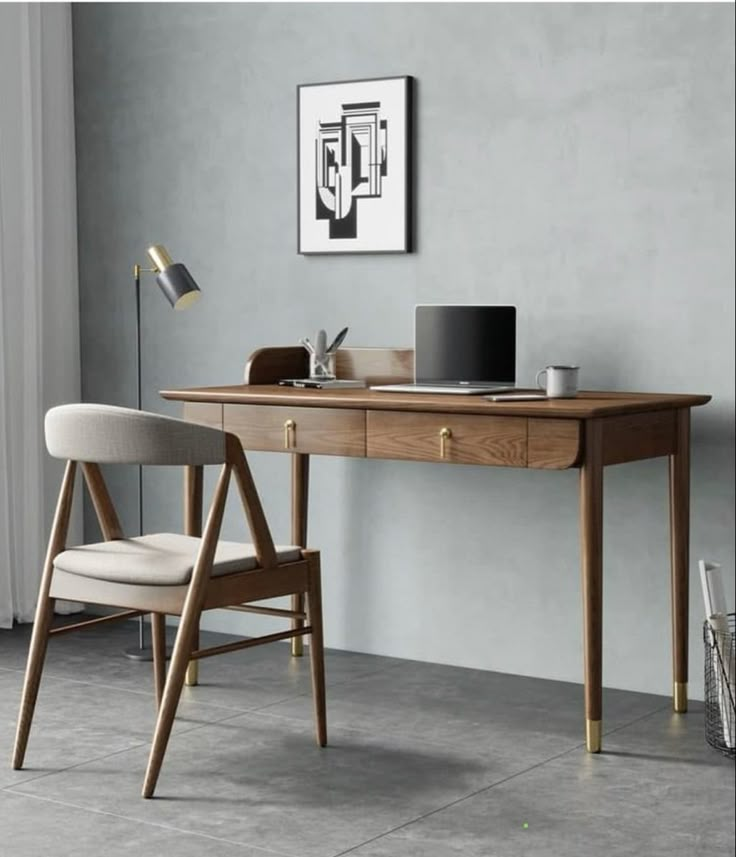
[284,419,296,449]
[439,426,452,459]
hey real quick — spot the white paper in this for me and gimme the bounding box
[699,560,728,619]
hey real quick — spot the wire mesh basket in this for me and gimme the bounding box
[703,612,735,759]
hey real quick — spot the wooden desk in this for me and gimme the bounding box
[162,347,711,753]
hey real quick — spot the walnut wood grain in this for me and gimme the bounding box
[243,346,413,385]
[527,419,582,469]
[183,464,203,687]
[19,437,328,793]
[184,466,203,538]
[335,347,413,384]
[228,433,278,568]
[224,404,366,457]
[290,453,309,656]
[143,459,233,797]
[81,463,123,540]
[670,409,690,710]
[367,410,527,467]
[601,409,677,466]
[580,419,604,750]
[202,562,311,609]
[151,613,166,707]
[160,352,711,758]
[182,401,223,430]
[163,384,711,419]
[244,347,308,384]
[13,461,77,769]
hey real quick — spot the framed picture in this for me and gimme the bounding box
[298,75,413,255]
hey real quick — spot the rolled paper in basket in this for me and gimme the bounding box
[708,613,735,749]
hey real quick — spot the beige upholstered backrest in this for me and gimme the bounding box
[45,404,226,465]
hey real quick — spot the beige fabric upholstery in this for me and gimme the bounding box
[45,404,225,465]
[53,534,302,586]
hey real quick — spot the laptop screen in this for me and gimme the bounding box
[415,305,516,385]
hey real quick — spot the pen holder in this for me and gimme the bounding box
[309,352,336,381]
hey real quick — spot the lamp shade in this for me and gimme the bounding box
[147,245,201,310]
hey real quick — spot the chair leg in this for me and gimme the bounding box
[12,596,56,769]
[142,604,202,798]
[14,460,76,770]
[305,554,327,747]
[151,613,167,708]
[144,458,230,797]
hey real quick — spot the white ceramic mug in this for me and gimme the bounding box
[536,365,579,398]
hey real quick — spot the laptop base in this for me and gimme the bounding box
[370,384,516,395]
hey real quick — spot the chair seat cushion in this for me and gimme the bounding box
[53,534,302,586]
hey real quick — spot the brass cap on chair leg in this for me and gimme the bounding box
[586,719,602,753]
[185,661,199,687]
[673,681,688,713]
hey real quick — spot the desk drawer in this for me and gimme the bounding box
[224,405,365,457]
[367,411,527,467]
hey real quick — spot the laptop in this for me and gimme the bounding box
[371,304,517,394]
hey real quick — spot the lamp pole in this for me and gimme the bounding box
[124,263,155,660]
[123,247,202,661]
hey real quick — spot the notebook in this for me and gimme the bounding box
[371,304,516,395]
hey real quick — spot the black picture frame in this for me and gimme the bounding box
[297,75,413,255]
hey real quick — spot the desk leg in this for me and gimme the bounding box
[670,410,690,713]
[184,465,204,686]
[291,453,310,657]
[580,420,603,753]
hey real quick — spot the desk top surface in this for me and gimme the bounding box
[161,385,711,419]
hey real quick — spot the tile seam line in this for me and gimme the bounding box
[238,704,592,757]
[183,660,410,714]
[1,708,250,790]
[0,788,297,857]
[1,661,694,710]
[239,698,669,756]
[0,658,406,709]
[3,668,310,714]
[329,702,672,857]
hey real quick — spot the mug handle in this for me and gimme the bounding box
[535,368,547,391]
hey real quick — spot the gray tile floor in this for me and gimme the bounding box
[1,620,733,857]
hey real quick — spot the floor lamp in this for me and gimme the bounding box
[124,244,202,661]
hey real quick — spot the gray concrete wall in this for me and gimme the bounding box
[73,3,735,699]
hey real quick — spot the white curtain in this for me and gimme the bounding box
[0,4,81,628]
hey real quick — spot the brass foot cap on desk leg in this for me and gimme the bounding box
[586,719,602,753]
[673,681,688,713]
[291,638,304,657]
[185,662,199,687]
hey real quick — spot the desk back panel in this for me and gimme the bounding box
[244,346,413,386]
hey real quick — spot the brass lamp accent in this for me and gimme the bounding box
[146,244,174,274]
[134,244,202,310]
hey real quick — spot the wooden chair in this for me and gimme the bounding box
[11,404,326,798]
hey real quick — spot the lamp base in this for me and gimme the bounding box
[123,615,171,661]
[123,645,171,662]
[124,645,154,662]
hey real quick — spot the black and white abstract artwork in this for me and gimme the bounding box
[298,76,413,254]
